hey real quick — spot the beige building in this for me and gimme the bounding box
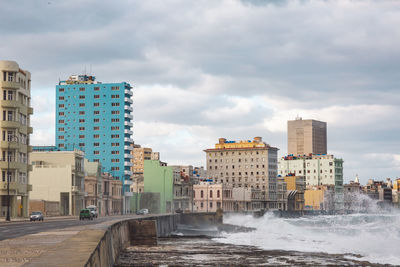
[29,150,85,216]
[204,137,278,209]
[0,60,33,219]
[193,182,234,212]
[288,117,327,156]
[131,145,153,176]
[171,165,194,212]
[84,159,102,213]
[111,177,123,215]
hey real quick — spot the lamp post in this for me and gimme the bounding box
[6,135,18,221]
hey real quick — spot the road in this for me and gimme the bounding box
[0,214,142,241]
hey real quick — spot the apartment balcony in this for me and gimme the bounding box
[124,121,133,127]
[124,161,133,167]
[0,120,21,128]
[0,100,21,109]
[124,129,133,135]
[0,182,18,192]
[0,81,19,89]
[0,141,20,150]
[28,107,33,115]
[124,179,133,185]
[124,105,133,112]
[28,126,33,134]
[0,161,27,170]
[124,113,133,120]
[124,145,133,151]
[124,170,133,176]
[124,137,134,143]
[124,97,133,104]
[124,89,133,96]
[124,153,133,159]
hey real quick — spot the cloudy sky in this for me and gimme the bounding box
[1,0,399,183]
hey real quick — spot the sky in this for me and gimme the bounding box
[1,0,399,184]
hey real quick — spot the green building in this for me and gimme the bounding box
[132,160,173,214]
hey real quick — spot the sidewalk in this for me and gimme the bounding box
[0,216,78,225]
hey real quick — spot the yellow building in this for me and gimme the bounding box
[29,150,85,216]
[0,60,33,219]
[284,175,305,211]
[304,185,334,211]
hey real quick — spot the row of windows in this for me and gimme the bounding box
[58,126,120,131]
[209,151,266,156]
[210,158,266,163]
[58,142,120,148]
[209,164,266,170]
[58,86,120,92]
[58,134,120,139]
[58,118,120,123]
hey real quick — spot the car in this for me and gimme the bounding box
[30,211,44,221]
[175,208,183,214]
[79,209,93,220]
[86,205,98,218]
[136,208,149,215]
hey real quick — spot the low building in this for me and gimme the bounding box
[171,166,193,212]
[111,177,123,215]
[84,159,102,214]
[29,150,85,216]
[284,175,305,211]
[193,181,234,212]
[101,172,113,216]
[304,185,335,212]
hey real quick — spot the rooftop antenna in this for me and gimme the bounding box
[296,114,302,120]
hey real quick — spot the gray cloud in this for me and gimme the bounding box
[1,0,400,183]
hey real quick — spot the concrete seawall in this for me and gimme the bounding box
[24,213,220,267]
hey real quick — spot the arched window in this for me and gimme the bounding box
[210,190,213,198]
[217,190,220,198]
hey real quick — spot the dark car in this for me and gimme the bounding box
[30,211,44,221]
[79,209,93,220]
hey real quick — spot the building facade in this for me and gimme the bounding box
[0,60,33,218]
[29,150,85,216]
[193,182,234,212]
[288,117,327,156]
[204,137,278,209]
[278,154,343,211]
[84,159,103,214]
[55,75,134,213]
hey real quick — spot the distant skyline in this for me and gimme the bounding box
[1,0,399,183]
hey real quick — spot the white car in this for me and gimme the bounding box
[136,209,149,215]
[86,205,98,218]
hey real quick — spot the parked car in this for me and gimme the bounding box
[86,205,98,218]
[136,208,149,215]
[79,209,93,220]
[175,208,183,214]
[30,211,44,222]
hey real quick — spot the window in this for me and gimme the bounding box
[93,142,100,147]
[79,87,85,91]
[111,134,119,138]
[79,95,85,99]
[58,112,64,116]
[79,143,85,147]
[93,134,99,139]
[58,143,64,148]
[111,94,120,98]
[111,151,120,154]
[59,104,64,108]
[79,127,85,131]
[111,86,119,90]
[111,110,120,115]
[111,142,120,146]
[59,96,64,100]
[79,111,85,115]
[201,190,204,198]
[111,118,119,122]
[94,111,100,115]
[111,159,120,162]
[111,126,119,130]
[94,102,99,107]
[59,88,64,92]
[94,95,100,99]
[58,127,64,131]
[94,151,99,155]
[79,119,85,123]
[58,135,64,140]
[79,135,85,138]
[94,126,99,130]
[217,190,220,198]
[111,102,120,107]
[210,190,213,198]
[58,120,65,124]
[79,103,85,107]
[94,118,99,123]
[94,87,100,91]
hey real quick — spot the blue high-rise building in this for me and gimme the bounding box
[55,75,133,211]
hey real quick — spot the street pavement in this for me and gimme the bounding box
[0,214,142,241]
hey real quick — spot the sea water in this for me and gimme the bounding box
[214,211,400,265]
